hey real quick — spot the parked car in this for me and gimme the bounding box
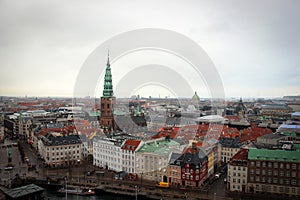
[215,173,221,179]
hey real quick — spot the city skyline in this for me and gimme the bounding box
[0,0,299,98]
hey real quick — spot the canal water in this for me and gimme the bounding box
[45,188,131,200]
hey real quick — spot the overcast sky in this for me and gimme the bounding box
[0,0,299,98]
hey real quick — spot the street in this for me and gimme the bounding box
[0,139,28,187]
[207,173,227,199]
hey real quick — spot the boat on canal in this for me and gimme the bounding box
[57,187,95,196]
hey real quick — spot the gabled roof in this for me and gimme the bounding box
[174,149,207,166]
[230,148,248,162]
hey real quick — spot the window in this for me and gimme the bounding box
[250,176,254,181]
[273,178,277,184]
[292,164,296,170]
[268,178,271,183]
[256,176,260,182]
[291,179,296,185]
[250,169,254,175]
[280,163,284,169]
[256,185,259,190]
[279,187,284,192]
[280,171,284,177]
[251,161,254,167]
[256,161,260,167]
[286,164,290,169]
[286,171,290,177]
[274,170,278,176]
[268,170,271,176]
[280,179,283,184]
[268,162,272,168]
[262,170,265,175]
[274,162,278,168]
[262,162,266,167]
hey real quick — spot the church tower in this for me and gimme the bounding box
[100,52,116,132]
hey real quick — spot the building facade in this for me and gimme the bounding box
[247,148,300,197]
[219,137,242,164]
[93,137,122,171]
[135,138,181,182]
[227,148,248,192]
[168,148,208,187]
[38,133,83,168]
[120,139,142,173]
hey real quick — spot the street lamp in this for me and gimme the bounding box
[64,176,68,200]
[135,185,138,200]
[140,172,143,185]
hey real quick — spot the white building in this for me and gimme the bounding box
[93,137,123,171]
[219,138,242,164]
[38,133,83,168]
[227,149,248,192]
[120,139,143,173]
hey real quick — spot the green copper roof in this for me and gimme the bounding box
[137,139,180,156]
[248,148,300,163]
[292,144,300,151]
[192,91,200,101]
[114,110,126,116]
[88,111,100,117]
[102,53,113,97]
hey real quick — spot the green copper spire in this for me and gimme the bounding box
[103,52,114,97]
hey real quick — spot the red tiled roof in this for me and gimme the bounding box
[121,139,141,151]
[229,148,249,163]
[152,126,180,139]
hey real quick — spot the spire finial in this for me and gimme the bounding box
[107,50,110,66]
